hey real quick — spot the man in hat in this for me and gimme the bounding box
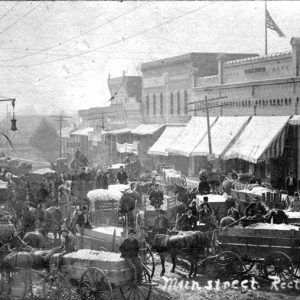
[75,207,88,235]
[95,169,108,190]
[244,196,268,223]
[152,210,169,235]
[149,184,164,209]
[285,170,297,196]
[178,207,198,231]
[119,229,142,283]
[290,192,300,212]
[58,228,76,253]
[267,203,288,225]
[198,175,210,195]
[117,166,128,184]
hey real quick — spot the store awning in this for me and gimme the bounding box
[191,116,250,158]
[106,128,131,135]
[70,127,93,136]
[166,117,217,157]
[289,115,300,125]
[148,125,185,156]
[222,116,290,163]
[131,124,164,135]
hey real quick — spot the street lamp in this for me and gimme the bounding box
[0,98,17,131]
[10,99,17,131]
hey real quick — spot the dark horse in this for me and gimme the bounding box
[147,230,213,278]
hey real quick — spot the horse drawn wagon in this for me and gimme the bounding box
[1,246,154,300]
[213,223,300,281]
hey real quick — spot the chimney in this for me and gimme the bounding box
[291,37,300,76]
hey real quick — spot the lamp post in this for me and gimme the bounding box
[0,98,17,131]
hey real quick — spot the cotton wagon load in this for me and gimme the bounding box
[162,168,182,185]
[57,249,131,285]
[87,184,129,226]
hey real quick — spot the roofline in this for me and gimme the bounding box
[141,52,258,71]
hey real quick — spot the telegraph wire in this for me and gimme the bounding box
[0,2,42,36]
[0,2,215,68]
[0,3,147,63]
[0,2,19,23]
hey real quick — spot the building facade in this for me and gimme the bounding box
[141,52,258,124]
[190,37,300,185]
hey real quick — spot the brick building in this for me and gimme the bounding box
[141,52,257,124]
[187,37,300,186]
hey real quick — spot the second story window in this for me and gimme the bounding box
[170,92,174,115]
[177,91,181,115]
[146,95,150,115]
[153,94,156,116]
[184,90,188,114]
[160,93,163,115]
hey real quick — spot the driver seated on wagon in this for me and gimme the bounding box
[243,196,268,225]
[152,209,169,235]
[149,183,164,209]
[178,207,198,231]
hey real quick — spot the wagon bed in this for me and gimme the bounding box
[215,223,300,280]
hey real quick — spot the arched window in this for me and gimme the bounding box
[153,94,156,115]
[262,100,265,106]
[146,95,150,115]
[281,99,283,106]
[184,91,188,114]
[289,98,292,105]
[160,93,163,115]
[177,91,181,115]
[285,98,288,105]
[259,100,261,107]
[248,100,251,106]
[277,99,280,106]
[170,92,174,115]
[273,99,276,106]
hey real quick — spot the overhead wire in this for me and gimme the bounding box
[0,2,215,68]
[0,3,147,62]
[0,2,42,36]
[0,2,19,23]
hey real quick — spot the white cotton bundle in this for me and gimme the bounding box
[108,184,129,193]
[249,223,299,231]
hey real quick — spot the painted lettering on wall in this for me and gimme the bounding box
[244,67,266,74]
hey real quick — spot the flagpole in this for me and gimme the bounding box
[265,0,268,55]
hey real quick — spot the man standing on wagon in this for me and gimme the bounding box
[119,228,143,283]
[117,166,128,184]
[285,170,297,196]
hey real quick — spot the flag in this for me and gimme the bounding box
[266,9,285,38]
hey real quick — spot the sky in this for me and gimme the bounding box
[0,1,299,116]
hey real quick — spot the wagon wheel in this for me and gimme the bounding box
[241,257,255,274]
[214,251,243,278]
[42,270,72,300]
[141,243,155,279]
[263,251,294,281]
[120,265,152,300]
[294,266,300,279]
[79,267,112,300]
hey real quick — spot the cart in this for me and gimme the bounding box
[42,249,154,300]
[213,223,300,281]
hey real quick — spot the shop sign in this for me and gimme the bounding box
[244,67,266,74]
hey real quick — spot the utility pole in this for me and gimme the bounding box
[49,112,73,157]
[187,95,227,156]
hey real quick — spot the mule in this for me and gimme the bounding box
[147,230,213,278]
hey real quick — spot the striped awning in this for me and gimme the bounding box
[222,116,290,163]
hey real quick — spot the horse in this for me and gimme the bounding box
[1,248,60,297]
[219,216,236,228]
[43,205,64,239]
[23,228,47,249]
[147,230,213,278]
